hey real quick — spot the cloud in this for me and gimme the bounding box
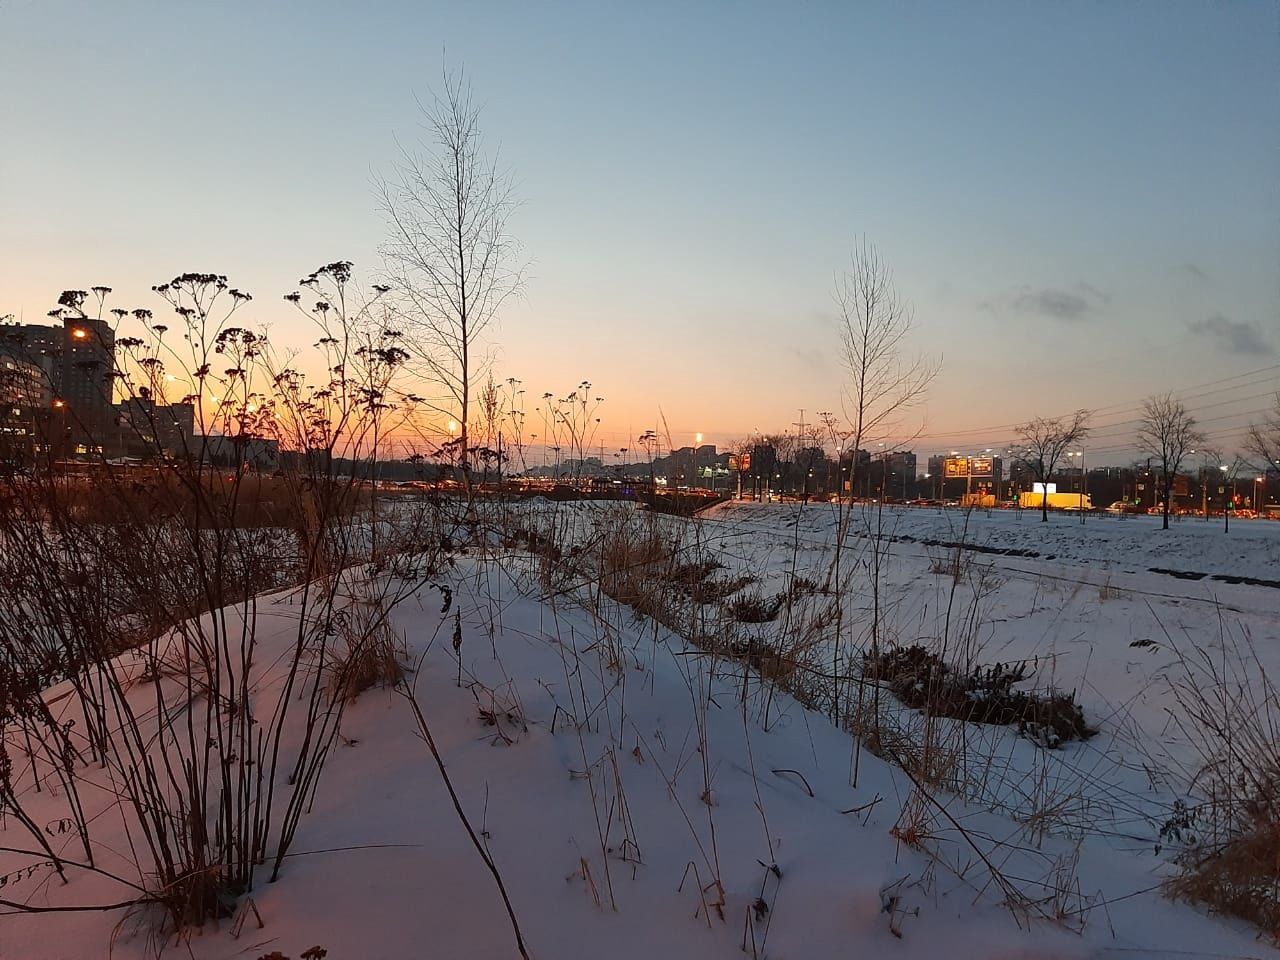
[792,347,828,373]
[1187,314,1274,355]
[1012,287,1093,321]
[1077,281,1110,305]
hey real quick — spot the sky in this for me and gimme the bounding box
[2,1,1278,463]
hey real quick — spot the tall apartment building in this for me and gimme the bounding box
[114,399,196,458]
[59,317,116,452]
[0,323,60,404]
[0,317,116,456]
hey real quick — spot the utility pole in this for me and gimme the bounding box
[1080,448,1086,524]
[792,409,807,501]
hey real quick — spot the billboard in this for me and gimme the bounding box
[943,456,994,478]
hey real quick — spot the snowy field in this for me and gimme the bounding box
[711,500,1280,582]
[3,499,1277,958]
[698,501,1280,824]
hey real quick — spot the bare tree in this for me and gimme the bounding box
[1012,410,1091,522]
[378,67,524,482]
[830,240,937,739]
[1245,392,1280,475]
[836,239,938,495]
[1137,392,1204,530]
[760,431,796,498]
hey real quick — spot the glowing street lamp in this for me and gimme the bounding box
[1067,450,1085,521]
[1219,464,1233,532]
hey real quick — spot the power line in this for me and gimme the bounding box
[910,363,1280,446]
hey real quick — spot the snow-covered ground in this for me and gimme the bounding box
[3,502,1277,958]
[711,500,1280,582]
[698,501,1280,823]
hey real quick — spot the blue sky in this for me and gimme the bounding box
[2,1,1277,459]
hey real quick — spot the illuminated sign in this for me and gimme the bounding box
[943,456,994,478]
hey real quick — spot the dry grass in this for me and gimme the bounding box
[0,264,464,944]
[60,471,371,529]
[1164,625,1280,939]
[496,502,1109,937]
[863,644,1095,747]
[1167,808,1280,938]
[724,590,784,624]
[1097,578,1129,602]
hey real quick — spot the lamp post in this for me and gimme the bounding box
[447,418,459,480]
[876,442,886,501]
[1076,450,1086,523]
[1255,476,1265,513]
[1220,464,1230,533]
[1191,450,1208,519]
[1060,450,1086,521]
[694,432,703,492]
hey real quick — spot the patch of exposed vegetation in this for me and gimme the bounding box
[863,644,1095,747]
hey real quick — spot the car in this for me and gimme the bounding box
[1106,501,1143,515]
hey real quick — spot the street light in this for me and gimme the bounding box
[1066,450,1086,522]
[1220,464,1231,532]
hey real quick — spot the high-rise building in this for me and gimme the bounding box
[60,317,116,451]
[114,399,195,458]
[0,323,60,404]
[0,357,48,464]
[0,317,118,457]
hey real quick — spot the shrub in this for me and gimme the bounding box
[1165,629,1280,938]
[726,590,785,624]
[863,644,1095,747]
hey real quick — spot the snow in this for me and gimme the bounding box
[3,502,1277,958]
[699,502,1280,824]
